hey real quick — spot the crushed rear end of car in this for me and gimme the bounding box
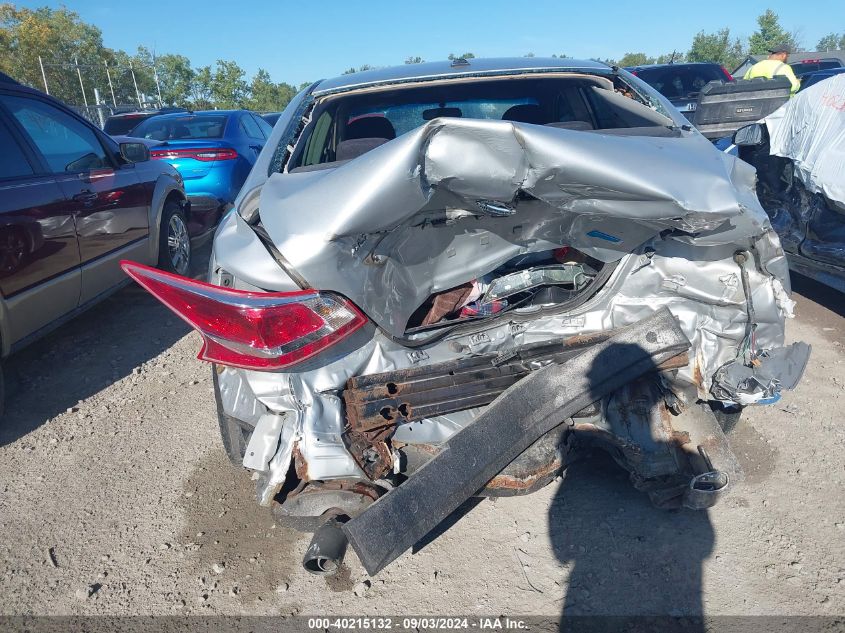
[123,65,810,576]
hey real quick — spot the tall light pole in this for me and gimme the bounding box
[104,60,117,106]
[129,61,142,108]
[38,56,49,94]
[74,57,88,107]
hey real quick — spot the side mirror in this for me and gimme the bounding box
[732,123,766,147]
[119,141,150,163]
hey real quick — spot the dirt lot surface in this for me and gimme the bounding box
[0,250,843,617]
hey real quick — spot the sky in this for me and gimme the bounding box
[17,0,845,85]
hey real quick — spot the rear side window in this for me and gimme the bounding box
[0,117,35,180]
[1,95,109,173]
[634,65,724,100]
[239,114,263,139]
[132,115,228,141]
[104,114,148,135]
[792,60,842,75]
[252,113,273,138]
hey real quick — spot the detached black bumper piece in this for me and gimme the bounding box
[342,308,692,576]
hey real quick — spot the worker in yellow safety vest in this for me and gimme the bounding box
[743,44,800,95]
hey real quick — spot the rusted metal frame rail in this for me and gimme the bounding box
[343,332,688,433]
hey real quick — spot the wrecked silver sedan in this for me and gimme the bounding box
[122,58,809,576]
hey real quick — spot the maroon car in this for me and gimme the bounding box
[0,72,202,415]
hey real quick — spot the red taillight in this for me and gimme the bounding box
[150,147,238,162]
[720,66,734,81]
[120,261,367,370]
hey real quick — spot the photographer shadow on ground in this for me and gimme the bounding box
[548,341,718,629]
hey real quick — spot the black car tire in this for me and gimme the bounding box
[0,361,5,421]
[157,200,192,276]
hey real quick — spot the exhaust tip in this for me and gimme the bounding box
[683,470,729,510]
[302,517,349,576]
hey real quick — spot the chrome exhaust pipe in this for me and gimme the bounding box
[683,470,729,510]
[302,517,348,575]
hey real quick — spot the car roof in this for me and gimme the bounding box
[313,57,612,95]
[109,107,188,118]
[0,71,21,85]
[625,62,720,71]
[144,110,241,119]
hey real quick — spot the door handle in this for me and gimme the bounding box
[72,190,98,204]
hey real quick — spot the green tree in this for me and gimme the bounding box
[816,33,845,51]
[404,56,424,64]
[447,52,475,60]
[102,48,147,105]
[210,59,248,108]
[0,4,111,104]
[134,46,194,107]
[523,52,535,57]
[341,64,373,75]
[617,52,655,67]
[687,28,745,69]
[190,65,213,109]
[748,9,799,55]
[654,51,685,64]
[246,68,296,112]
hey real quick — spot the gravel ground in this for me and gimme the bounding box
[0,250,843,617]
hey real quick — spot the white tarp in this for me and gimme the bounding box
[764,74,845,207]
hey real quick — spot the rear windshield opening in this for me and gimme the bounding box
[288,74,676,171]
[132,115,228,141]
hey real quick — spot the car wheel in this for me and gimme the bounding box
[0,228,28,274]
[158,200,191,276]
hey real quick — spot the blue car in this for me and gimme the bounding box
[799,67,845,91]
[130,110,273,237]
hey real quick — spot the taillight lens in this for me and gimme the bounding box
[121,261,367,370]
[150,147,238,162]
[720,66,734,81]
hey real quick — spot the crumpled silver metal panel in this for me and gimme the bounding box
[258,118,771,337]
[210,117,794,506]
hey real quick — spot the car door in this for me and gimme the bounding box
[798,191,845,268]
[1,94,151,304]
[0,100,81,350]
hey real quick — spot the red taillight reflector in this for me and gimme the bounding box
[720,66,734,81]
[120,261,367,370]
[150,147,238,162]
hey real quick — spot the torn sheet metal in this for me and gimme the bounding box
[257,118,771,337]
[211,219,799,505]
[208,98,805,512]
[342,308,691,575]
[765,74,845,208]
[712,342,812,405]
